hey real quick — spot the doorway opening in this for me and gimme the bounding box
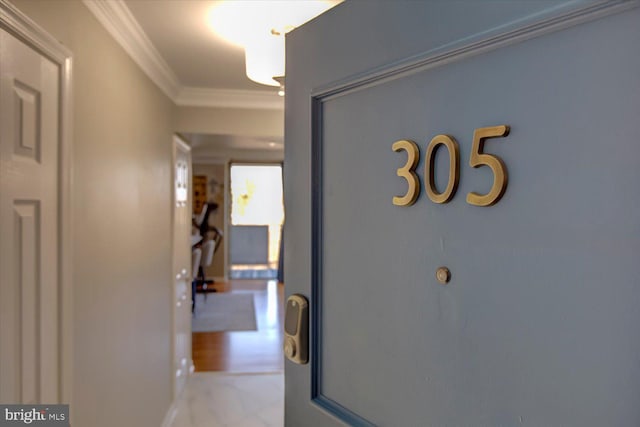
[228,163,284,280]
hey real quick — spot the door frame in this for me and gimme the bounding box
[170,133,193,403]
[0,0,74,406]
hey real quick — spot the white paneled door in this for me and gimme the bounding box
[0,8,71,405]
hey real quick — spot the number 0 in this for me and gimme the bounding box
[425,134,460,204]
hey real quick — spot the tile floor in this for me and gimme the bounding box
[169,372,284,427]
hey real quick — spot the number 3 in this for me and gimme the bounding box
[466,125,510,207]
[392,139,420,206]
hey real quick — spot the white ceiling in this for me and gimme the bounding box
[85,1,342,161]
[84,0,292,160]
[185,133,285,163]
[124,0,271,92]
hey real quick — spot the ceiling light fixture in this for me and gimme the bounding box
[210,1,341,89]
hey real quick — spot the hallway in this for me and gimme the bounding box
[192,280,285,373]
[171,280,284,426]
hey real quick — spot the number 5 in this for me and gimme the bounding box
[466,125,510,207]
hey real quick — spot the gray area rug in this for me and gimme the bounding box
[192,293,257,332]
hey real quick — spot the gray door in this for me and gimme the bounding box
[285,1,640,426]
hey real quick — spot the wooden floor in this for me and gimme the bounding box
[192,280,285,373]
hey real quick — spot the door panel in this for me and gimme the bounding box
[0,27,60,403]
[286,2,640,426]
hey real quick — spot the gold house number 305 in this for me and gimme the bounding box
[392,125,510,207]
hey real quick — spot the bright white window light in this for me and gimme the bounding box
[210,1,340,87]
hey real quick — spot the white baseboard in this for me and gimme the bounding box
[160,399,178,427]
[161,362,194,426]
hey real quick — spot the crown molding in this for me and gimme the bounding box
[176,87,284,110]
[83,0,180,99]
[83,0,284,110]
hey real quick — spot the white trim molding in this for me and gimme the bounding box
[176,87,284,110]
[82,0,180,100]
[1,0,72,62]
[160,399,179,427]
[82,0,284,110]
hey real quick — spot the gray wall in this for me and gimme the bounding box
[11,1,174,426]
